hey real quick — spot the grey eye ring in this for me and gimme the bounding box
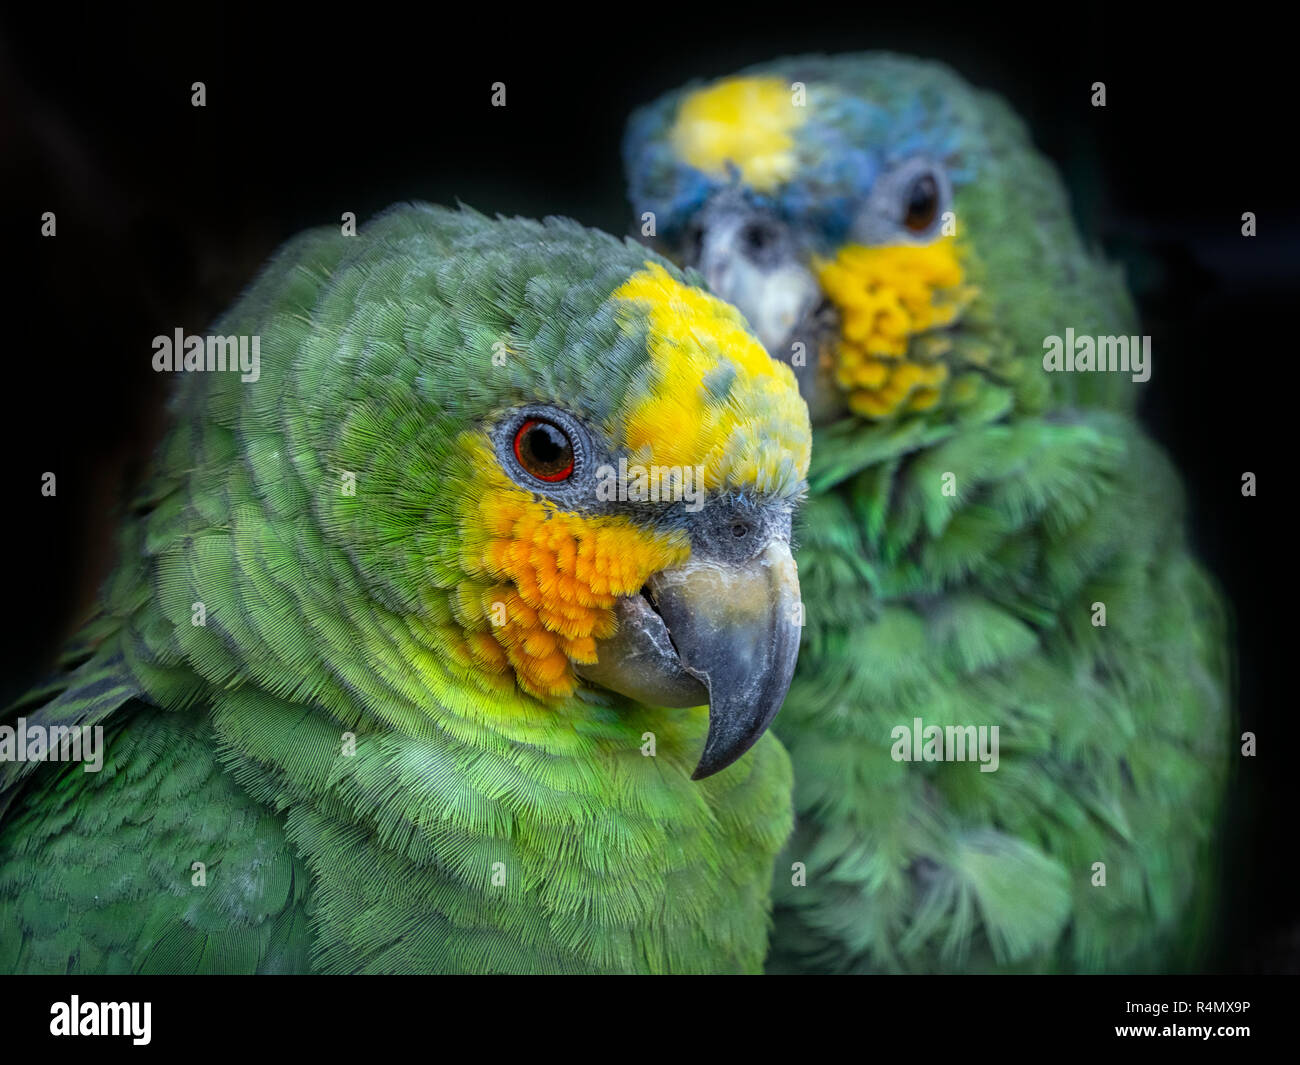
[854,156,952,244]
[494,405,594,496]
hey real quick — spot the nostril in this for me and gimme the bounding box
[741,221,776,257]
[731,522,750,539]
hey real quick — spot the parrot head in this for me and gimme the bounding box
[623,54,1063,425]
[197,205,810,779]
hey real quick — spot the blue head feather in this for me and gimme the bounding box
[623,53,985,250]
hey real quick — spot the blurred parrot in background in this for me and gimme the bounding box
[624,54,1231,972]
[0,204,813,974]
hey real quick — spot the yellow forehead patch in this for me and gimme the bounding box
[611,263,811,495]
[814,238,977,419]
[670,76,806,192]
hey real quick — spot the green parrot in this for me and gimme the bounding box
[0,204,814,974]
[624,54,1232,972]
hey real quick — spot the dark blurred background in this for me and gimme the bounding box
[0,7,1292,971]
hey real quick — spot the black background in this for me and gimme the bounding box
[0,6,1293,972]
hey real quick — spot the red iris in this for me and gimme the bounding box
[513,418,575,482]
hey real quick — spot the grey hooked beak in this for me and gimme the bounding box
[649,541,802,778]
[576,538,802,779]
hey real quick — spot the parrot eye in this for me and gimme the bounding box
[854,158,950,244]
[903,173,940,232]
[513,418,575,482]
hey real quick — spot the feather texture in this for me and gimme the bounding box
[1,206,806,973]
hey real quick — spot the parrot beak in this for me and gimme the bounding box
[647,540,802,779]
[577,537,802,780]
[693,211,823,358]
[688,205,841,420]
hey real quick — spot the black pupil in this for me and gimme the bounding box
[522,421,571,475]
[904,174,938,230]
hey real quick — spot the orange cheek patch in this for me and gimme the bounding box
[458,477,690,700]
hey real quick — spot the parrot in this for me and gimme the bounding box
[623,54,1231,973]
[0,203,814,974]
